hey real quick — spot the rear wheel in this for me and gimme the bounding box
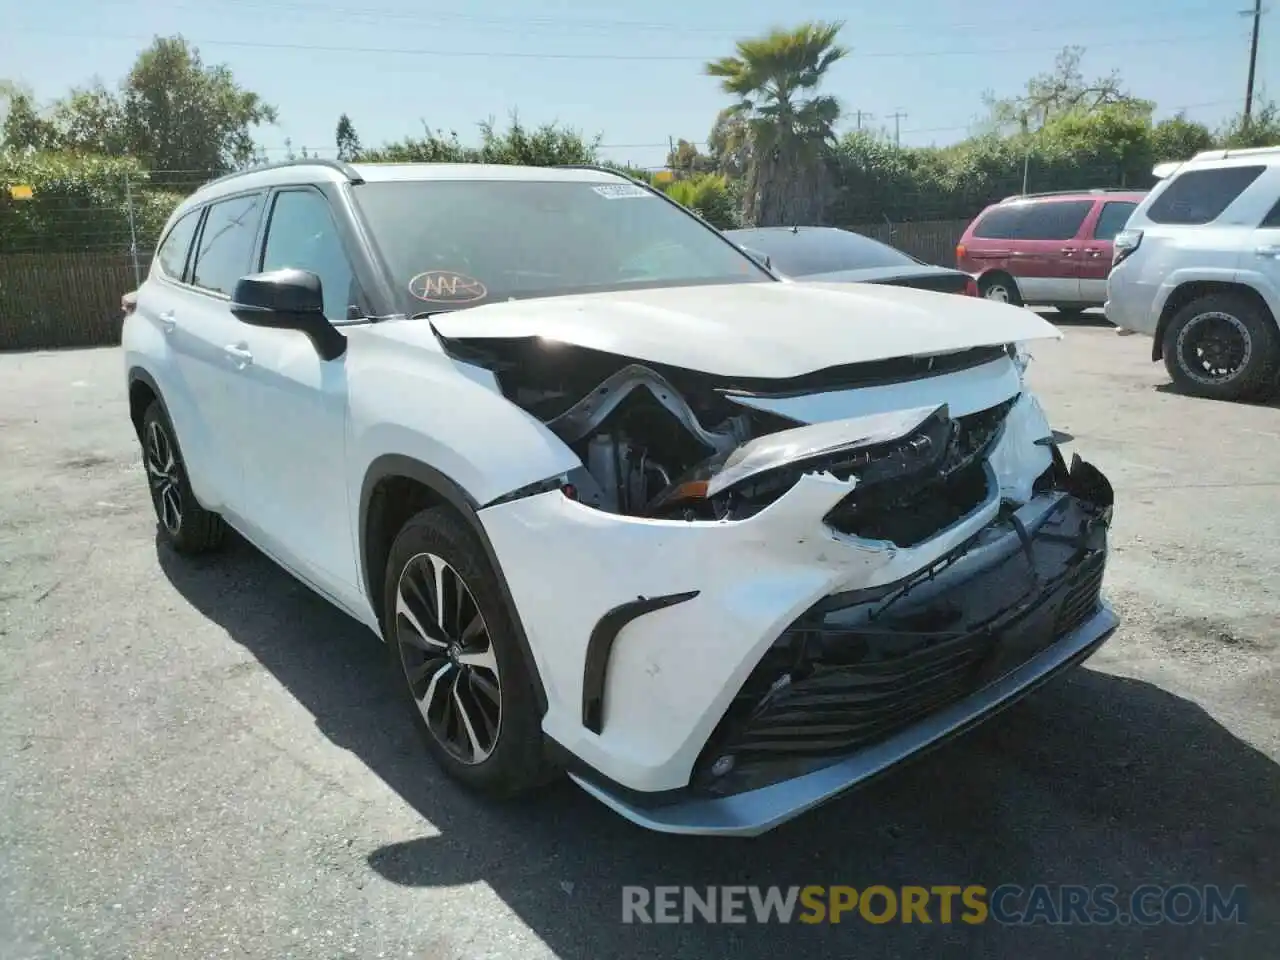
[980,273,1022,307]
[1162,293,1280,402]
[383,506,552,797]
[140,401,226,554]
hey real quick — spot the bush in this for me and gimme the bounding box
[0,150,159,254]
[661,173,736,228]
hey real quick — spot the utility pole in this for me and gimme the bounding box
[888,111,908,148]
[854,109,874,131]
[1242,0,1262,127]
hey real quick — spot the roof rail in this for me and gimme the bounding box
[199,157,365,190]
[1190,144,1280,161]
[1001,187,1140,202]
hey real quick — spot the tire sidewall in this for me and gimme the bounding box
[381,507,546,795]
[140,401,197,548]
[1163,294,1278,401]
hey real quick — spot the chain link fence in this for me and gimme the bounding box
[0,166,996,351]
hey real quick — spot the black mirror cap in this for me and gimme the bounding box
[231,268,325,317]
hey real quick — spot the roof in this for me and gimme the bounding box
[174,158,631,217]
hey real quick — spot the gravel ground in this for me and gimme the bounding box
[1,320,1277,959]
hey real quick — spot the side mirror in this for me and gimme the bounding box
[741,246,772,270]
[230,268,347,361]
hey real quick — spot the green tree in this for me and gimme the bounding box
[1,89,59,151]
[705,107,750,178]
[119,36,277,182]
[1217,97,1280,149]
[49,82,126,154]
[1150,113,1215,161]
[664,138,714,176]
[982,46,1152,135]
[335,113,361,161]
[705,21,848,226]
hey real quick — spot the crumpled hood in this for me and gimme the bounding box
[426,280,1060,379]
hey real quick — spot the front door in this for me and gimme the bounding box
[1078,199,1140,306]
[225,187,367,612]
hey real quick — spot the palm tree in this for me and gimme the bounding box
[705,22,848,226]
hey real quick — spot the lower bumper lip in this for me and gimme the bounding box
[569,600,1119,837]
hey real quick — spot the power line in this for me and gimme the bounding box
[8,28,1248,62]
[64,0,1241,37]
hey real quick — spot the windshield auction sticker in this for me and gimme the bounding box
[408,270,488,303]
[591,184,651,200]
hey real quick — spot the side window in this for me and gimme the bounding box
[1146,166,1266,225]
[972,207,1023,240]
[191,193,266,296]
[259,190,361,323]
[1093,201,1138,241]
[1017,200,1093,241]
[154,209,202,280]
[1261,196,1280,228]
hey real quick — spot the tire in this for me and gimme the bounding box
[383,505,552,798]
[979,273,1023,307]
[139,400,226,554]
[1161,293,1280,402]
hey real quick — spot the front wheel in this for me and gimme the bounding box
[383,506,553,797]
[1162,293,1280,402]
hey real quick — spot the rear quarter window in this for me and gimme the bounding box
[971,207,1023,240]
[1145,166,1266,225]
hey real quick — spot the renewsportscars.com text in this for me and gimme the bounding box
[621,884,1248,926]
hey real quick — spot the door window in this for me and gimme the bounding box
[1092,201,1138,241]
[154,208,202,281]
[1146,166,1266,225]
[1260,195,1280,228]
[1016,200,1093,240]
[191,193,266,296]
[259,189,361,322]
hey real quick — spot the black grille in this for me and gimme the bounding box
[719,630,993,763]
[824,399,1014,546]
[1054,552,1106,636]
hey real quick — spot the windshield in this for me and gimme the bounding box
[352,178,773,313]
[728,228,916,276]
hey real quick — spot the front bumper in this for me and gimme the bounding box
[572,600,1116,836]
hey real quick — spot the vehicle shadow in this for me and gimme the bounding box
[156,534,1278,959]
[1154,382,1280,409]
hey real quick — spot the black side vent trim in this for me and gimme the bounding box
[582,591,700,734]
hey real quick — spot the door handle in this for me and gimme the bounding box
[1257,245,1280,258]
[1061,247,1077,255]
[223,344,254,367]
[159,311,176,334]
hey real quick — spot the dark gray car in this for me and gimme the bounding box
[727,225,977,296]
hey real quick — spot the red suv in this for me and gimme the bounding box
[956,189,1146,316]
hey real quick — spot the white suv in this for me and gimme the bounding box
[1105,145,1280,402]
[123,159,1120,836]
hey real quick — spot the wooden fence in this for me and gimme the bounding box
[0,253,144,351]
[0,219,968,352]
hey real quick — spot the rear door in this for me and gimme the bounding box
[962,205,1022,276]
[1246,175,1280,307]
[1079,199,1140,305]
[1006,198,1094,306]
[178,190,269,521]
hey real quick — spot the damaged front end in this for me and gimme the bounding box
[445,332,1118,834]
[690,448,1113,800]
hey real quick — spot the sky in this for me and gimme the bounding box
[1,0,1274,172]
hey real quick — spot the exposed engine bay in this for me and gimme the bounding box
[442,334,1027,545]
